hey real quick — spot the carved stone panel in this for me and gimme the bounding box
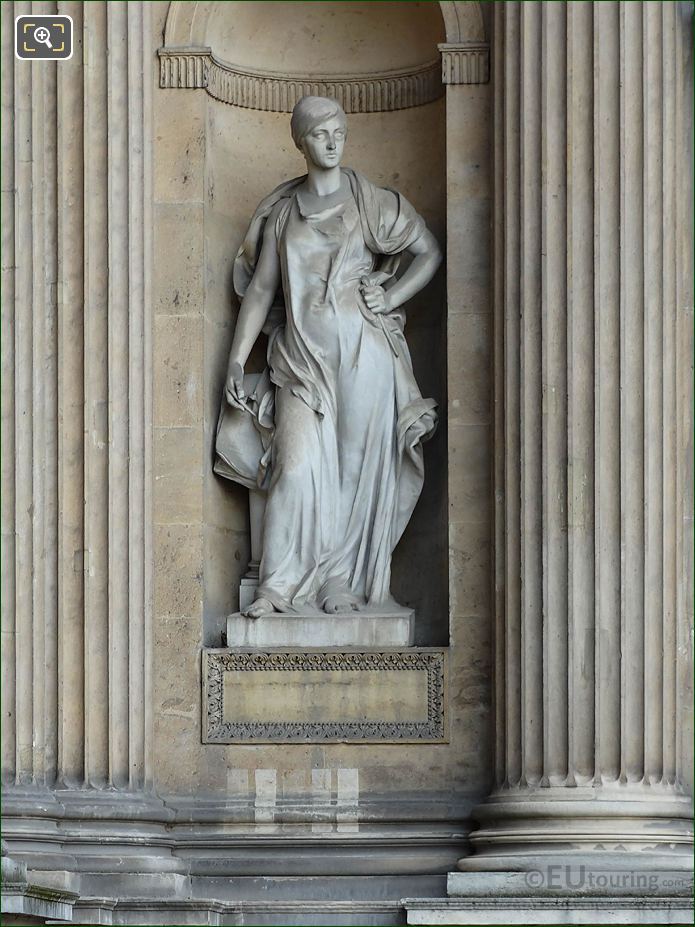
[203,649,447,743]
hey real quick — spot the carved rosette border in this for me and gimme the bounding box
[158,47,446,112]
[438,42,490,84]
[203,649,447,743]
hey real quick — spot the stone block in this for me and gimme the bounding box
[405,865,695,925]
[1,852,78,924]
[447,313,491,426]
[404,899,695,925]
[447,424,490,524]
[446,195,491,293]
[226,607,414,648]
[154,316,204,428]
[154,90,205,204]
[153,617,203,791]
[153,204,204,317]
[154,426,203,525]
[154,524,203,619]
[448,521,491,616]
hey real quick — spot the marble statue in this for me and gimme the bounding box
[214,95,442,619]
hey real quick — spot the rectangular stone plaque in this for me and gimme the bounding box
[203,648,447,743]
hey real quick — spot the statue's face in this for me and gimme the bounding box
[300,115,347,169]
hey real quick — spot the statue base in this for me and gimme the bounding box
[226,605,415,648]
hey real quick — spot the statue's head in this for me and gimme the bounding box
[290,96,347,170]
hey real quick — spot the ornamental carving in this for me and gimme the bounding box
[203,649,447,743]
[158,48,446,113]
[438,42,490,84]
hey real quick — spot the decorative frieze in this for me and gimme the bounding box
[438,42,489,85]
[158,47,209,90]
[204,649,447,743]
[158,48,445,112]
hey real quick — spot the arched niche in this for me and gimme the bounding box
[153,0,491,654]
[158,1,489,107]
[162,0,486,49]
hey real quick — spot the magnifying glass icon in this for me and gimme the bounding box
[34,26,53,49]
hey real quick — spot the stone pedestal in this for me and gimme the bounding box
[226,607,415,648]
[405,865,694,925]
[1,848,78,925]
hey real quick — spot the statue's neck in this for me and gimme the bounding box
[304,163,342,197]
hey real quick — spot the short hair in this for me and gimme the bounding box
[290,96,347,150]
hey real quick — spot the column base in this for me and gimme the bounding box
[461,785,694,861]
[404,786,694,925]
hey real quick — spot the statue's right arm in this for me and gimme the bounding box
[225,204,282,404]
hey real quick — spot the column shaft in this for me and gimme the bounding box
[660,0,677,789]
[674,0,694,794]
[540,1,569,785]
[592,0,622,785]
[1,0,154,794]
[1,0,17,785]
[57,0,86,787]
[106,0,131,791]
[127,0,147,793]
[619,0,646,785]
[519,0,543,787]
[468,0,693,865]
[82,0,110,788]
[14,0,35,785]
[37,0,59,787]
[566,0,595,783]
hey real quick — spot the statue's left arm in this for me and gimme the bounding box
[360,228,442,315]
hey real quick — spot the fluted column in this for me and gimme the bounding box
[466,0,693,868]
[1,1,153,795]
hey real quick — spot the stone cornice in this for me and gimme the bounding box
[158,46,445,112]
[438,41,490,84]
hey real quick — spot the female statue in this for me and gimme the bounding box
[215,96,442,619]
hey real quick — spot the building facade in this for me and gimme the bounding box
[1,2,693,924]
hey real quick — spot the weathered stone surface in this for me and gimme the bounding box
[405,898,694,926]
[1,849,78,924]
[226,608,415,648]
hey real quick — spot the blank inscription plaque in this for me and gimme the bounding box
[203,649,447,743]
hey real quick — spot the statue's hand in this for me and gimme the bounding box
[225,361,246,409]
[360,277,392,315]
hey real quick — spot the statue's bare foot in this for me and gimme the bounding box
[323,594,360,614]
[243,597,276,619]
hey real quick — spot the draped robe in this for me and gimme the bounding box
[215,168,437,611]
